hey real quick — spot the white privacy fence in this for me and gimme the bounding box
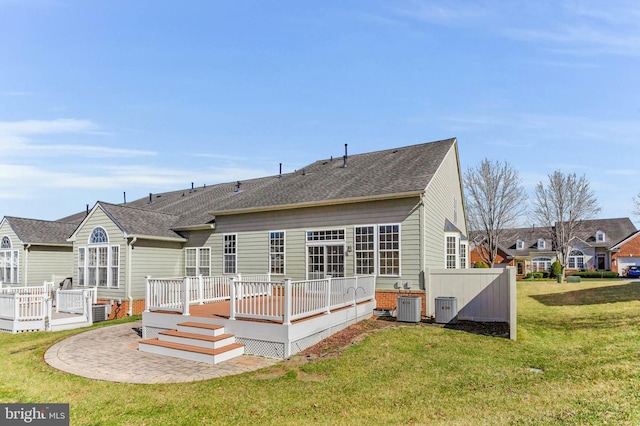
[145,274,376,324]
[425,267,517,340]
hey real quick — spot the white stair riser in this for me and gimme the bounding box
[139,343,244,364]
[176,325,224,337]
[159,334,235,349]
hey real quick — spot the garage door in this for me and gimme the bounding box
[618,257,640,275]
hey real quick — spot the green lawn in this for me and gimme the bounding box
[1,280,640,425]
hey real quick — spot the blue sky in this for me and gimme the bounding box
[1,0,639,227]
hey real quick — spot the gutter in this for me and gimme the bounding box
[127,237,137,316]
[122,233,187,243]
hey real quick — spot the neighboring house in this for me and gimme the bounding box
[0,216,79,287]
[470,218,637,277]
[60,138,468,316]
[610,230,640,276]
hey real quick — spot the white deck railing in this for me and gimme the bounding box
[56,288,97,314]
[0,282,53,297]
[145,274,272,315]
[0,293,47,321]
[145,274,376,324]
[230,275,376,324]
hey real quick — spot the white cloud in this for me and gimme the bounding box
[0,118,156,158]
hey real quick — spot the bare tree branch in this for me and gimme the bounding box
[531,171,601,281]
[633,191,640,218]
[464,158,528,267]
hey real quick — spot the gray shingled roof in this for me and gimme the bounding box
[3,216,78,245]
[95,202,185,240]
[482,217,638,257]
[65,138,457,239]
[206,138,456,214]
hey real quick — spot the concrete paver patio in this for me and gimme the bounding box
[44,321,279,384]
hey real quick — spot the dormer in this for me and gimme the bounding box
[516,239,524,250]
[595,230,605,243]
[537,238,545,249]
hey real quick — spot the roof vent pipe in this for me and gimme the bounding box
[342,143,348,168]
[123,192,127,204]
[279,163,282,178]
[86,204,89,215]
[148,193,152,204]
[191,182,194,192]
[235,181,241,192]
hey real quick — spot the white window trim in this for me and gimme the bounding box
[596,231,605,242]
[378,223,401,277]
[0,236,19,284]
[568,250,585,269]
[185,247,211,277]
[223,234,237,274]
[537,239,545,249]
[269,231,286,275]
[516,240,524,250]
[306,228,346,244]
[78,227,120,288]
[460,241,468,269]
[445,233,459,269]
[354,225,377,276]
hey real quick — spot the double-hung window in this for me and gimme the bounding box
[446,235,457,269]
[379,225,400,276]
[223,234,237,274]
[269,231,285,275]
[185,247,211,276]
[568,250,585,269]
[354,226,376,275]
[78,227,119,288]
[353,224,401,276]
[0,236,19,284]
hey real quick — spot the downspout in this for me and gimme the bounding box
[127,237,137,316]
[24,244,31,287]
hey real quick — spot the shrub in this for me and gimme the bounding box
[572,271,619,279]
[550,261,562,278]
[474,261,489,268]
[533,272,544,279]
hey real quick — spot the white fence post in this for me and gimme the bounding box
[507,266,517,341]
[45,296,52,331]
[183,277,191,316]
[85,290,93,325]
[144,276,151,313]
[229,277,236,320]
[13,293,19,320]
[198,274,204,305]
[283,278,292,325]
[55,289,60,313]
[324,276,332,314]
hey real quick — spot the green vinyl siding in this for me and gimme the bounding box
[128,240,183,300]
[25,246,73,287]
[211,198,421,284]
[423,145,467,268]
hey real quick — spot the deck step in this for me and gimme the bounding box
[158,329,236,349]
[177,321,225,337]
[139,338,245,364]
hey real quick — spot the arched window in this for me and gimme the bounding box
[78,227,119,288]
[532,257,552,272]
[0,236,18,283]
[89,227,108,244]
[1,236,11,249]
[569,250,585,270]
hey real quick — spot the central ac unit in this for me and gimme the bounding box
[397,296,421,323]
[92,304,111,322]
